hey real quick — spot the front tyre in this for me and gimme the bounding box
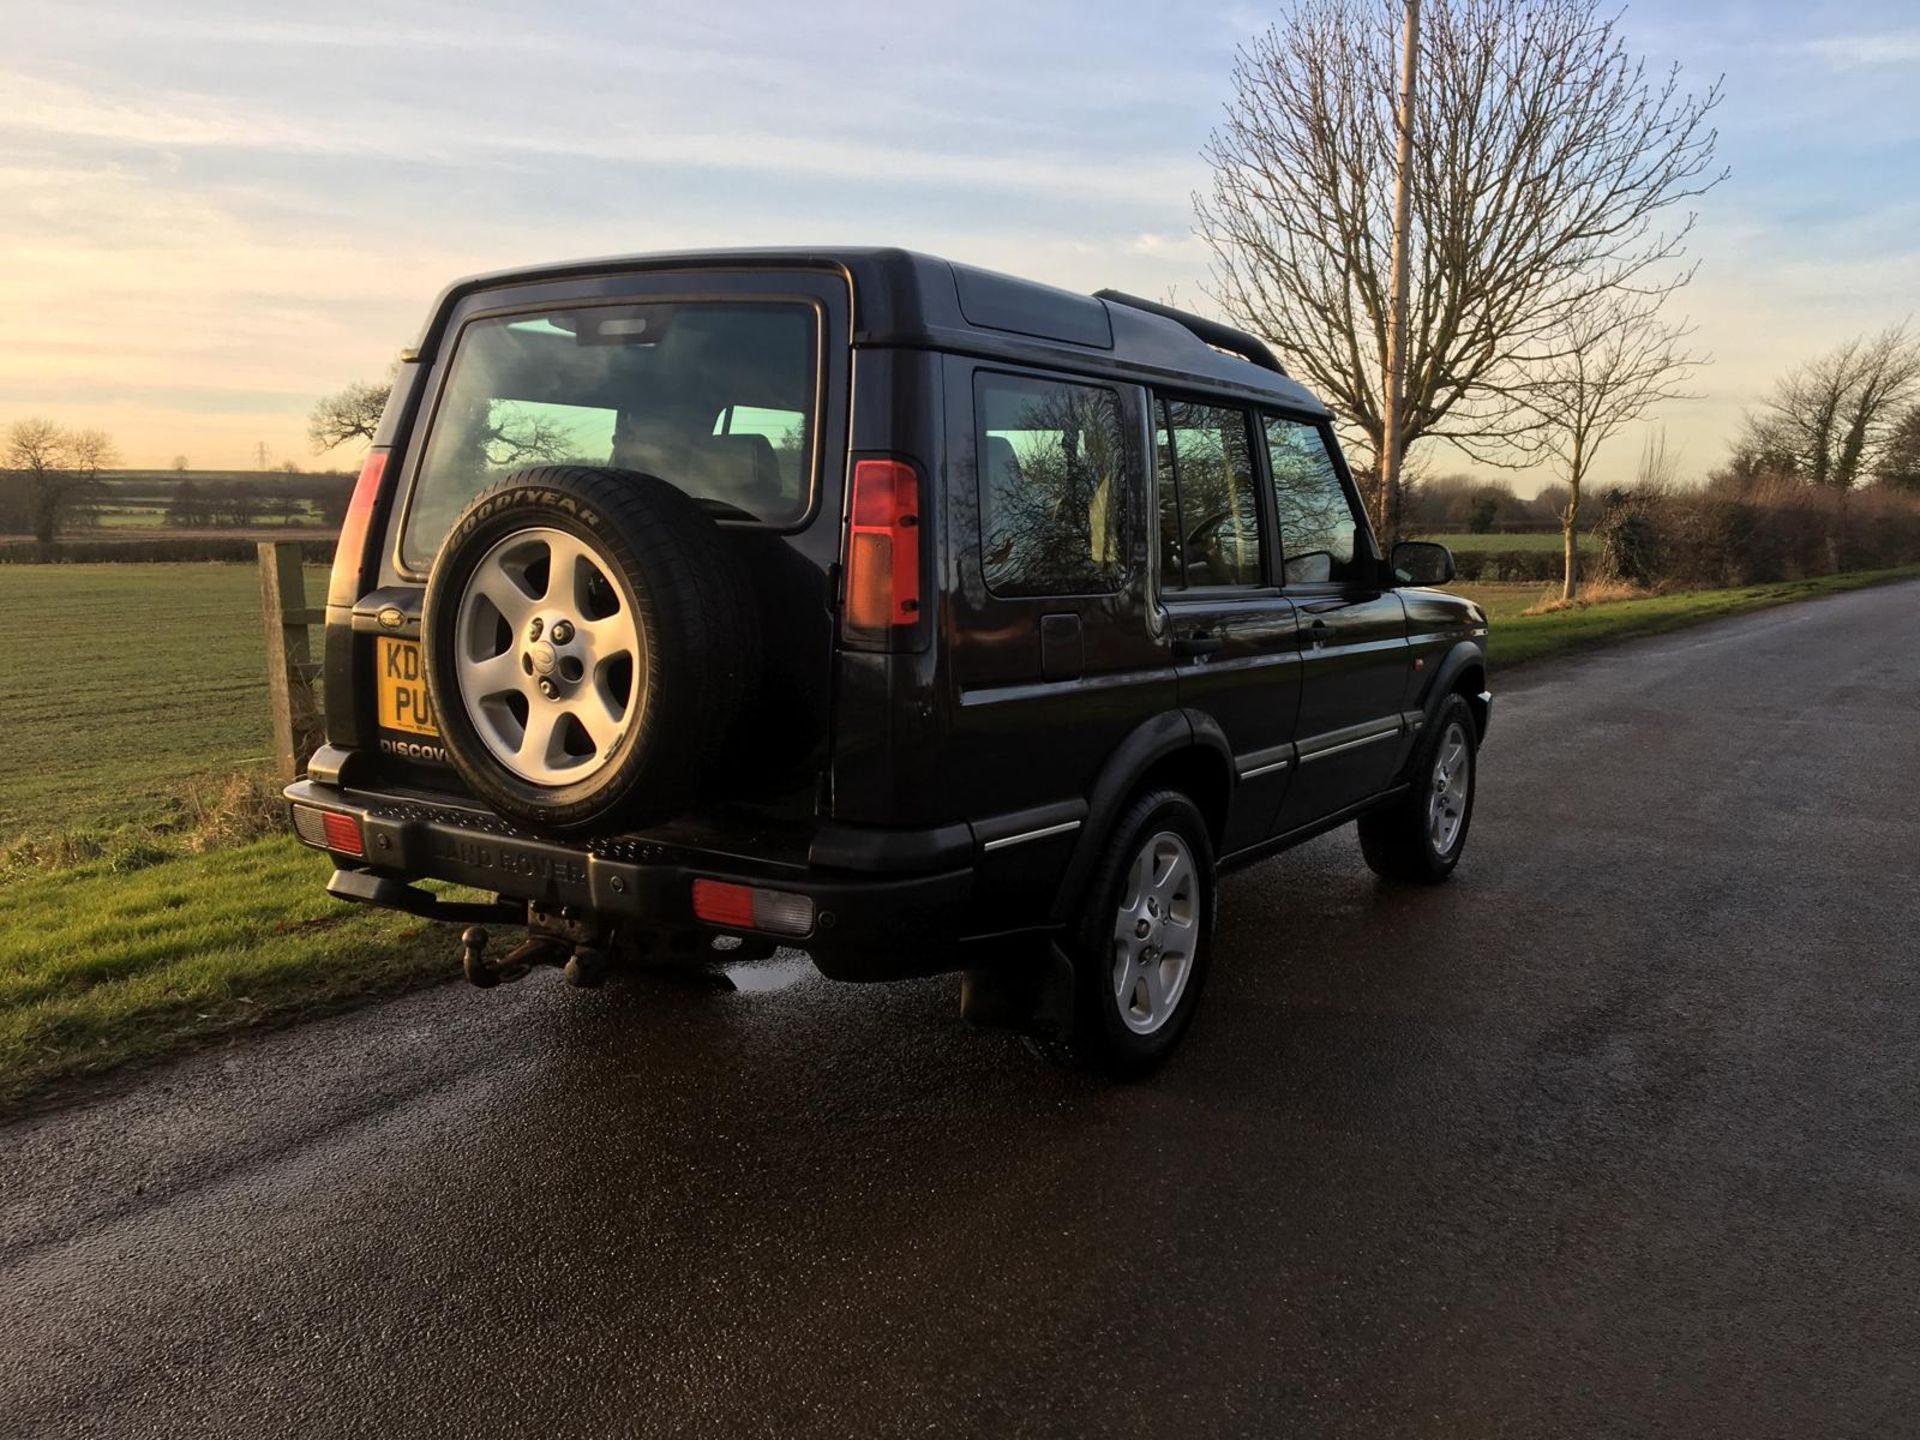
[1040,789,1216,1078]
[1358,691,1479,884]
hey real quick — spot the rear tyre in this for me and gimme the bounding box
[1035,789,1215,1078]
[1358,691,1478,884]
[422,465,760,836]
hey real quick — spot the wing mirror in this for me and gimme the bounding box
[1391,540,1455,586]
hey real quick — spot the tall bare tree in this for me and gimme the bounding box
[309,378,392,452]
[1526,295,1697,599]
[1195,0,1724,541]
[6,418,116,545]
[1737,325,1920,488]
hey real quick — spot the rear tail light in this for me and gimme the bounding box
[691,879,815,937]
[292,803,365,857]
[325,449,387,608]
[842,458,921,644]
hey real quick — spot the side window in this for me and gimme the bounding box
[1156,398,1262,589]
[976,372,1130,596]
[1266,416,1364,585]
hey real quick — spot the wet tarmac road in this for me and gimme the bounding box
[4,582,1918,1438]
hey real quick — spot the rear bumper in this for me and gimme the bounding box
[285,779,1001,980]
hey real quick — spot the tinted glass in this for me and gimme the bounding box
[1158,399,1261,588]
[402,302,815,571]
[977,373,1129,596]
[1267,416,1362,584]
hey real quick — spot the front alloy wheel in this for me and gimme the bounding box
[1358,690,1479,883]
[1427,719,1471,857]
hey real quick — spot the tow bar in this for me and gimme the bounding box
[460,926,609,990]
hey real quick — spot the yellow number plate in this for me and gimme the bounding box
[376,637,440,736]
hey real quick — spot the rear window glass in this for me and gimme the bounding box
[400,302,816,572]
[976,372,1129,596]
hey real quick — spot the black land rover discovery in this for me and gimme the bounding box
[287,248,1489,1075]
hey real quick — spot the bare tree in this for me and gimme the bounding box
[165,479,212,528]
[1876,404,1920,491]
[1526,294,1697,599]
[172,454,190,473]
[5,418,116,545]
[309,378,391,453]
[1737,325,1920,488]
[1195,0,1724,542]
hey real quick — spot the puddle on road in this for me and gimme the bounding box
[721,954,816,994]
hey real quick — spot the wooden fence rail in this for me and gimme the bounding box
[258,542,326,780]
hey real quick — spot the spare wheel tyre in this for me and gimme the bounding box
[422,465,760,836]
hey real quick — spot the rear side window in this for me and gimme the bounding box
[975,372,1129,596]
[1266,417,1363,585]
[1157,399,1262,589]
[400,301,817,572]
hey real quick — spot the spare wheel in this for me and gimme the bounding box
[421,465,760,835]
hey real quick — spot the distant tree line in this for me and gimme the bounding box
[162,475,351,530]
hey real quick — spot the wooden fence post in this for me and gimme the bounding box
[258,543,326,780]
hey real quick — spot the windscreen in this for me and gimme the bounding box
[400,300,817,572]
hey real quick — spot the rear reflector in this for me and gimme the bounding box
[691,878,815,938]
[843,458,920,639]
[293,803,365,857]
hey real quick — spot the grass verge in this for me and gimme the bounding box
[1460,563,1920,669]
[0,834,466,1109]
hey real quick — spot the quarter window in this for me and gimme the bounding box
[1266,417,1363,585]
[976,373,1130,596]
[1157,399,1262,589]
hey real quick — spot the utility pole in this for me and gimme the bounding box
[1378,0,1420,549]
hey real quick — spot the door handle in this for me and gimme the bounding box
[1303,619,1331,650]
[1172,632,1223,659]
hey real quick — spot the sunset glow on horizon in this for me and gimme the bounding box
[3,0,1916,489]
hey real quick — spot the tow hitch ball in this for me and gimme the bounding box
[460,926,608,990]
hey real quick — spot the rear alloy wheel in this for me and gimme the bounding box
[423,466,760,836]
[1358,691,1478,884]
[1037,789,1216,1077]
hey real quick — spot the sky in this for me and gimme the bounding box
[0,0,1916,491]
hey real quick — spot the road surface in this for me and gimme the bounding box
[4,582,1918,1438]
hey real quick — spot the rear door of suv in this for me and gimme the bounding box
[943,360,1175,901]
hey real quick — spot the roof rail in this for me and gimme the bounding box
[1094,290,1287,377]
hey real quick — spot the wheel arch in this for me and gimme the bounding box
[1047,709,1233,923]
[1425,640,1489,739]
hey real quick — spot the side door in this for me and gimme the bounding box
[1263,413,1413,832]
[944,361,1174,901]
[1154,396,1302,856]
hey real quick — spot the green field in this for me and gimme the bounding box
[1,563,328,836]
[0,561,466,1107]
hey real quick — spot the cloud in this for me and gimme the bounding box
[1803,30,1920,69]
